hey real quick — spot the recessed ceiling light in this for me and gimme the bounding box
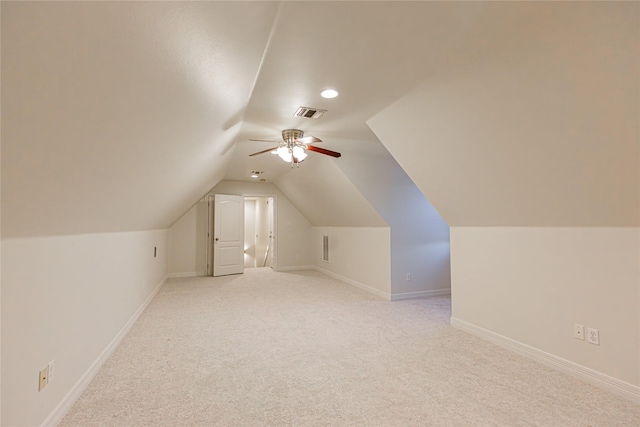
[320,89,339,99]
[251,174,259,178]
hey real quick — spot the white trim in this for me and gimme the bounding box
[312,266,390,300]
[167,272,199,278]
[42,274,169,426]
[450,317,640,403]
[205,192,279,273]
[278,266,450,302]
[275,265,315,272]
[390,288,450,301]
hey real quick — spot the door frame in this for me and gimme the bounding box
[206,194,214,276]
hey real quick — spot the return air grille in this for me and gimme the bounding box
[323,235,329,262]
[294,106,327,119]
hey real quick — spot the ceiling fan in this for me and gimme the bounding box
[249,129,341,166]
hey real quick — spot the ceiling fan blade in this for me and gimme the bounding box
[296,136,322,144]
[307,145,341,158]
[249,146,279,156]
[249,139,280,143]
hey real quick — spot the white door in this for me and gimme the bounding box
[213,194,245,277]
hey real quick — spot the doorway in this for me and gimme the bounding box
[205,194,245,277]
[243,196,274,269]
[206,194,276,275]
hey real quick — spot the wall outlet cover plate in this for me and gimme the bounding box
[573,324,585,340]
[38,366,48,391]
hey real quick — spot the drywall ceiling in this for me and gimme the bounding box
[2,1,280,237]
[225,1,533,182]
[3,1,526,237]
[4,2,633,237]
[274,155,386,228]
[369,2,639,226]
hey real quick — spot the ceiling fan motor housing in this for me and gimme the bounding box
[282,129,304,144]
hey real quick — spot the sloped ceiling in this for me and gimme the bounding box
[1,1,279,237]
[333,139,449,241]
[368,2,639,227]
[4,2,630,238]
[274,155,386,228]
[226,1,534,182]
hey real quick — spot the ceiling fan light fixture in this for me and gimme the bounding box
[292,145,307,161]
[320,89,339,99]
[248,129,341,162]
[277,146,292,163]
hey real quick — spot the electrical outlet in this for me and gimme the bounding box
[587,328,600,345]
[38,365,49,391]
[573,324,585,340]
[406,273,411,281]
[48,360,55,383]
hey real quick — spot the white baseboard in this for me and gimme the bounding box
[450,317,640,403]
[167,271,198,278]
[281,265,450,302]
[311,266,390,300]
[390,288,450,301]
[42,274,169,426]
[276,265,315,272]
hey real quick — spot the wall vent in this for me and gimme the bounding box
[322,235,329,262]
[294,106,327,119]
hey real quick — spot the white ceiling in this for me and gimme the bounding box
[3,2,280,237]
[369,1,639,226]
[275,155,386,228]
[2,1,526,237]
[226,1,533,182]
[3,2,635,237]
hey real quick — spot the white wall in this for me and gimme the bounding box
[168,201,206,275]
[169,207,198,274]
[334,142,450,297]
[168,181,313,273]
[214,181,313,269]
[367,2,639,398]
[451,227,640,390]
[274,156,392,295]
[1,230,168,426]
[312,227,391,297]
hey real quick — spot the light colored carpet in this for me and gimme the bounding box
[60,268,639,426]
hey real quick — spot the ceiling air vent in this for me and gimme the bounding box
[294,106,327,119]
